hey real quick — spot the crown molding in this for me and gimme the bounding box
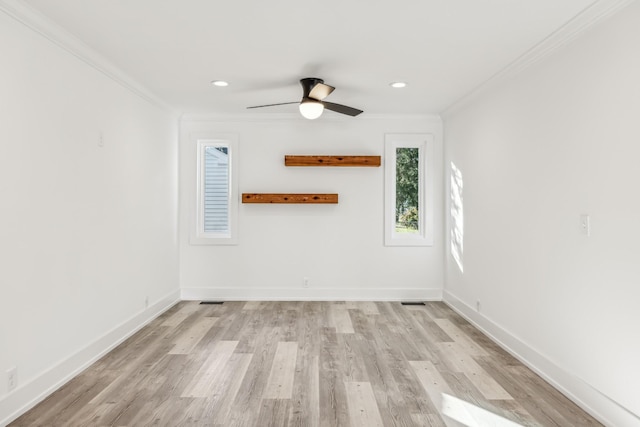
[0,0,176,114]
[442,0,635,117]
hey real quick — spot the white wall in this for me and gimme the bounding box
[443,3,640,426]
[180,115,443,301]
[0,10,179,425]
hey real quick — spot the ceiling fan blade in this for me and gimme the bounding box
[321,101,363,117]
[246,101,299,109]
[309,83,335,101]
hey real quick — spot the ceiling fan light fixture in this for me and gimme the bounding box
[247,78,362,117]
[299,100,324,120]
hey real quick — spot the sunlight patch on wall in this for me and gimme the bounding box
[450,162,464,273]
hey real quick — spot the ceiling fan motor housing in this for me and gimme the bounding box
[300,77,325,99]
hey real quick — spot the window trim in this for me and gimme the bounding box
[384,133,434,247]
[190,134,239,245]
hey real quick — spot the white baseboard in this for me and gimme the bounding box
[181,287,443,302]
[0,289,180,427]
[443,290,640,427]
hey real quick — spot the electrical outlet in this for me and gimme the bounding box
[476,300,481,313]
[7,367,17,392]
[145,296,149,309]
[303,277,309,288]
[98,131,104,148]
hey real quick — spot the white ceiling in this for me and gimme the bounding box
[22,0,599,116]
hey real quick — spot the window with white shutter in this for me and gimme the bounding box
[193,136,238,244]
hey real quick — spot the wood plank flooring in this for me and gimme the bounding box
[10,301,603,427]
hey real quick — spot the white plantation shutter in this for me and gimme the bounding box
[203,146,229,233]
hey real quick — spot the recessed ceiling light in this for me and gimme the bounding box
[390,82,407,88]
[211,80,229,87]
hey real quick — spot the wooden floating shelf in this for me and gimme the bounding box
[284,155,381,167]
[242,193,338,204]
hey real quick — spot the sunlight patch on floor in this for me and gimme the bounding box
[441,393,523,427]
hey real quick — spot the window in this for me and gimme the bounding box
[203,145,230,233]
[450,162,464,272]
[192,135,238,245]
[384,133,434,246]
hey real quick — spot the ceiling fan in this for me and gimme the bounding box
[247,78,363,119]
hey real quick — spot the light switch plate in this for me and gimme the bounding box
[580,214,590,237]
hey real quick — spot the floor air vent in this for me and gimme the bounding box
[200,301,224,305]
[401,302,426,306]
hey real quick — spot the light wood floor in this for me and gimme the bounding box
[11,301,602,426]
